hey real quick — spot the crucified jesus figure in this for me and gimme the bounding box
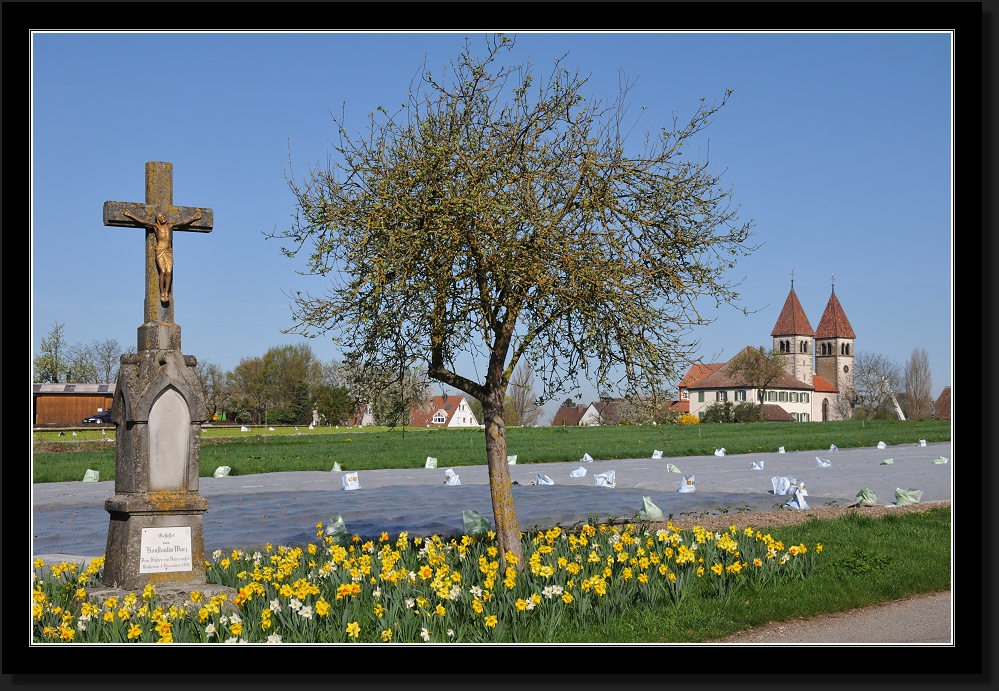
[122,209,202,303]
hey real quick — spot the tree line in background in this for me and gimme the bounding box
[31,322,538,427]
[32,322,132,385]
[33,322,938,426]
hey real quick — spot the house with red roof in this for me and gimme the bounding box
[551,404,592,426]
[678,281,856,422]
[932,386,951,420]
[409,394,480,428]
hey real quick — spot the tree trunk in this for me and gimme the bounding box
[481,387,523,569]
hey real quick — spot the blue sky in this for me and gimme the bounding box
[30,31,953,421]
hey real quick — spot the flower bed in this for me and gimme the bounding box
[32,518,824,644]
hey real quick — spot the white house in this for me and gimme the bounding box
[410,395,479,427]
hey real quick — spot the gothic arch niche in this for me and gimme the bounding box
[148,386,190,490]
[822,398,829,422]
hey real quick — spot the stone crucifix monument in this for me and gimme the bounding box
[93,161,232,604]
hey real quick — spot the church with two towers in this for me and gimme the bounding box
[678,279,857,422]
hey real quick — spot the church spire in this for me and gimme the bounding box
[816,277,856,339]
[771,279,814,337]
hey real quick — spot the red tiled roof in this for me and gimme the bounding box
[933,386,951,420]
[671,400,690,413]
[679,363,724,387]
[551,405,587,426]
[771,288,815,337]
[686,346,810,390]
[815,290,857,339]
[760,404,795,422]
[410,395,465,426]
[811,373,838,393]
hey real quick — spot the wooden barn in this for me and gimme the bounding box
[33,383,114,426]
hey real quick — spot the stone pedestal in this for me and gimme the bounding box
[98,347,220,593]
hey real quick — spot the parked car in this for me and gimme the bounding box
[82,411,112,424]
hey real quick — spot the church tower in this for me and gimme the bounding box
[815,275,856,395]
[771,273,815,385]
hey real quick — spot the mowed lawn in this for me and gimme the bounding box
[33,419,951,483]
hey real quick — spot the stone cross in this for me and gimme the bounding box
[103,162,213,329]
[90,162,233,603]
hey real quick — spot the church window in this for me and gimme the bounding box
[799,341,808,353]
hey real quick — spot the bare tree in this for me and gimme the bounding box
[852,351,903,419]
[33,322,69,383]
[33,325,130,385]
[194,359,232,422]
[903,347,933,420]
[726,346,787,421]
[228,356,269,424]
[65,342,99,383]
[506,361,543,426]
[88,338,128,384]
[271,35,755,564]
[369,365,435,427]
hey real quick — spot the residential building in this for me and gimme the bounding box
[409,395,480,427]
[932,386,951,420]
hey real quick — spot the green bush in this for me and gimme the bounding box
[265,407,298,425]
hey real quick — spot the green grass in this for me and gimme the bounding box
[539,506,952,642]
[32,419,952,483]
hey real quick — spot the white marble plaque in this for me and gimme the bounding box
[139,527,193,573]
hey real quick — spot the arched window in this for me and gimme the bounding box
[799,341,808,353]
